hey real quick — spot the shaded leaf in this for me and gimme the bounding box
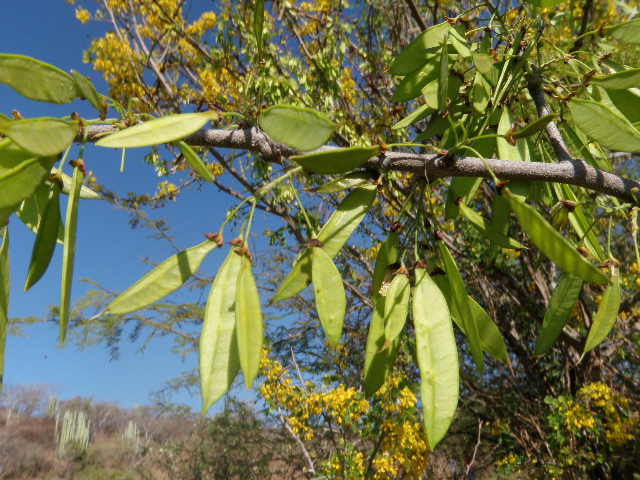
[235,256,263,388]
[292,146,379,174]
[258,105,335,151]
[364,296,398,397]
[582,276,621,358]
[592,68,640,90]
[383,273,411,346]
[390,22,450,76]
[71,69,107,116]
[177,141,216,182]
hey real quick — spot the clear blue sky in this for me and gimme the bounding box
[2,1,259,411]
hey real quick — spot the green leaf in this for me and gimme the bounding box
[607,88,640,124]
[503,188,607,284]
[292,146,380,174]
[24,184,62,291]
[498,107,530,162]
[372,232,400,297]
[605,19,640,44]
[200,249,243,414]
[392,61,438,102]
[471,72,490,113]
[258,105,335,151]
[423,76,461,110]
[390,22,450,76]
[311,247,346,345]
[592,68,640,90]
[0,139,56,209]
[59,163,84,345]
[0,226,9,386]
[392,104,431,130]
[70,70,107,116]
[413,268,459,450]
[107,237,220,314]
[272,185,376,302]
[17,183,64,244]
[235,256,263,388]
[0,117,78,156]
[438,242,484,373]
[535,274,583,355]
[445,177,482,219]
[96,112,217,148]
[511,114,559,139]
[364,295,398,397]
[582,276,621,359]
[253,0,265,56]
[0,207,14,226]
[437,33,450,112]
[448,26,470,58]
[472,53,498,86]
[568,98,640,152]
[0,54,77,103]
[458,203,525,249]
[53,168,102,200]
[311,172,371,193]
[383,272,411,346]
[177,141,216,182]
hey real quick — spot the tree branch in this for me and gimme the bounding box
[83,125,640,203]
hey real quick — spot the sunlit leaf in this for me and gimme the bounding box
[582,276,621,359]
[0,54,77,103]
[311,247,346,345]
[258,105,335,151]
[0,117,78,156]
[235,256,263,388]
[390,22,450,75]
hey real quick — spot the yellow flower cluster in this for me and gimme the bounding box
[186,11,217,37]
[339,67,358,106]
[75,7,91,24]
[496,452,518,467]
[198,67,236,105]
[564,401,596,430]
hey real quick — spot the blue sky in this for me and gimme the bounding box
[1,1,259,411]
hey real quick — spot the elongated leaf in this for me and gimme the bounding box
[498,107,530,162]
[235,256,263,388]
[0,226,9,386]
[0,54,77,103]
[59,163,84,344]
[445,177,481,219]
[511,114,559,139]
[606,19,640,44]
[448,26,470,57]
[258,105,335,151]
[17,183,64,243]
[471,72,490,113]
[437,34,450,112]
[0,139,56,209]
[535,274,583,354]
[53,168,102,200]
[472,53,499,86]
[292,146,379,174]
[372,232,399,296]
[24,184,62,291]
[392,61,438,102]
[96,112,217,148]
[390,22,450,76]
[503,188,608,284]
[200,250,243,413]
[178,141,215,182]
[311,172,371,193]
[107,238,220,314]
[383,273,411,346]
[608,88,640,124]
[569,98,640,152]
[364,295,399,397]
[392,104,431,130]
[254,0,265,56]
[70,70,107,116]
[423,76,461,110]
[582,276,621,358]
[0,117,78,156]
[273,185,376,302]
[311,247,346,345]
[458,203,525,249]
[438,242,484,373]
[413,268,458,450]
[592,68,640,90]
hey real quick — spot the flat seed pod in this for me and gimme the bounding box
[458,203,525,249]
[70,70,107,116]
[96,112,217,148]
[177,141,216,182]
[372,232,399,297]
[392,61,438,102]
[107,238,220,314]
[0,54,77,104]
[272,185,376,302]
[503,188,608,284]
[390,22,450,76]
[413,268,459,450]
[591,68,640,90]
[364,295,398,397]
[311,247,346,345]
[605,19,640,44]
[392,103,431,130]
[582,276,621,359]
[17,183,64,244]
[200,250,243,414]
[59,163,84,345]
[24,184,62,291]
[0,139,56,209]
[0,117,78,156]
[292,146,380,174]
[257,105,335,152]
[311,173,371,193]
[569,98,640,152]
[438,242,484,373]
[235,257,263,388]
[0,226,9,386]
[383,273,410,347]
[535,274,583,355]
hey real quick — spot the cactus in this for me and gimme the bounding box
[122,420,140,452]
[56,409,91,457]
[47,395,58,418]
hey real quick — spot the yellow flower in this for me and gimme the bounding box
[75,7,91,24]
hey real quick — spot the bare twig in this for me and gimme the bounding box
[465,420,483,478]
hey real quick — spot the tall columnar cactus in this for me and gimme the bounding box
[122,420,140,452]
[47,395,58,418]
[55,409,91,457]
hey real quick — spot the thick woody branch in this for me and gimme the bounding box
[83,125,640,203]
